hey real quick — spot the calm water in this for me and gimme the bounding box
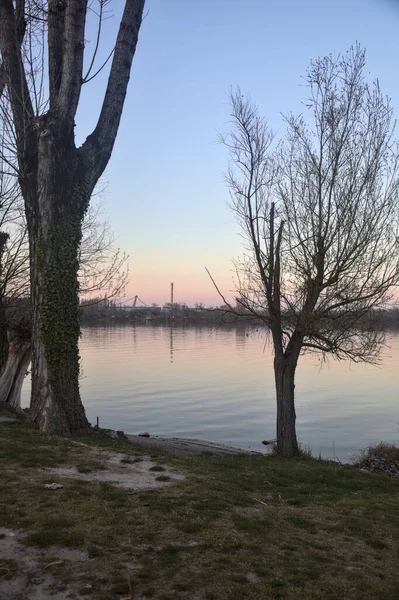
[22,325,399,461]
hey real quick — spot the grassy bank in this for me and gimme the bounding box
[0,419,399,600]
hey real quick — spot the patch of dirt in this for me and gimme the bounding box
[0,528,88,599]
[234,506,264,517]
[0,444,185,597]
[41,449,184,490]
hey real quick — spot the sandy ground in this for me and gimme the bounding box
[0,441,185,599]
[0,412,258,596]
[41,449,185,491]
[0,528,89,600]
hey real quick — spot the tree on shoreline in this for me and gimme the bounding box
[0,0,145,434]
[0,163,30,410]
[0,167,129,410]
[219,46,399,457]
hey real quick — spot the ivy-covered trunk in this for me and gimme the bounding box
[0,0,145,435]
[28,129,90,435]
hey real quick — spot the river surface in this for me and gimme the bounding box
[21,325,399,461]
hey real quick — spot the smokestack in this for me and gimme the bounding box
[171,282,174,306]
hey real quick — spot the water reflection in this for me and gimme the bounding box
[21,325,399,460]
[235,325,247,352]
[132,326,137,350]
[170,326,174,364]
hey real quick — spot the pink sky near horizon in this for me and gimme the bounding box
[82,0,399,308]
[127,242,240,306]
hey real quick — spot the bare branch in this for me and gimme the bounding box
[81,0,145,179]
[54,0,87,125]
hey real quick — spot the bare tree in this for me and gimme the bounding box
[0,0,145,434]
[0,159,30,411]
[218,46,399,457]
[0,182,129,410]
[0,83,130,410]
[79,201,128,303]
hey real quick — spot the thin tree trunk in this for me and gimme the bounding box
[0,293,9,374]
[274,356,299,458]
[0,231,10,373]
[0,334,31,410]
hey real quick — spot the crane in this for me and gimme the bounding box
[121,295,149,310]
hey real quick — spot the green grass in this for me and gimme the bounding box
[1,420,399,599]
[24,529,85,549]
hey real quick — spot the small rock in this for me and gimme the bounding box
[262,439,276,446]
[247,572,260,584]
[44,483,64,490]
[117,430,128,440]
[139,432,150,438]
[104,429,118,439]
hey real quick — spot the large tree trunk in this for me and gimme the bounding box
[0,333,31,410]
[274,356,299,458]
[28,129,90,435]
[0,0,145,436]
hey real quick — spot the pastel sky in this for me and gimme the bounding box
[76,0,399,306]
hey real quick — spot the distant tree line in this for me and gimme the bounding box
[79,298,399,329]
[79,299,235,325]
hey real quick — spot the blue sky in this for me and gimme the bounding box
[77,0,399,305]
